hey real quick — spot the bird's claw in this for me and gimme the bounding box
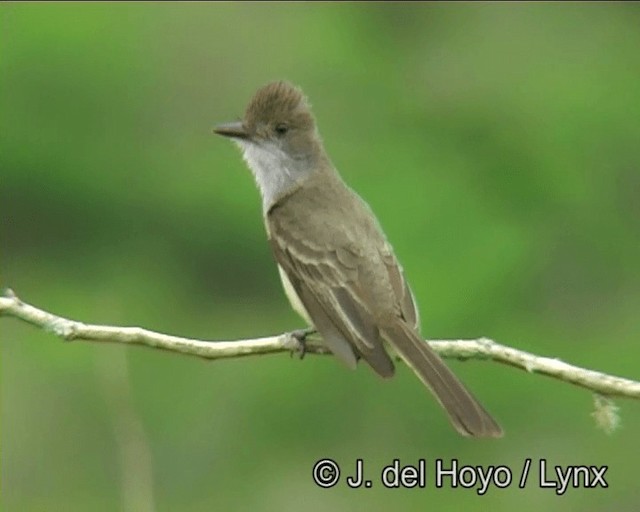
[289,327,316,360]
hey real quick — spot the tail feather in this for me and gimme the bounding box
[382,322,503,438]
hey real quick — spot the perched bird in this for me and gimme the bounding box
[214,81,502,437]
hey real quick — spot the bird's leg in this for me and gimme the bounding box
[288,327,316,359]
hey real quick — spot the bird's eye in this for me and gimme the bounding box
[274,123,289,136]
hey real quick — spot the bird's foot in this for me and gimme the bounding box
[288,327,316,360]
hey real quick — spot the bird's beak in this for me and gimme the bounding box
[213,120,249,139]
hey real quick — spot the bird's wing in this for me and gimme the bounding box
[268,212,396,378]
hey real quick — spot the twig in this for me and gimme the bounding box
[1,289,639,401]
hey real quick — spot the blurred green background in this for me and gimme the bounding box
[2,2,639,511]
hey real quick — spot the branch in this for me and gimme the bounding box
[2,289,639,405]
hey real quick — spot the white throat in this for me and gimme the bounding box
[236,140,309,212]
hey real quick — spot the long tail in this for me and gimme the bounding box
[382,321,503,438]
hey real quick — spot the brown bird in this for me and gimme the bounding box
[214,81,503,437]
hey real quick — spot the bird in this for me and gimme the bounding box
[214,81,503,437]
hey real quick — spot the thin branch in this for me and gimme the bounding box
[1,289,639,401]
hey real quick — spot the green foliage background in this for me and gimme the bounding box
[2,3,639,511]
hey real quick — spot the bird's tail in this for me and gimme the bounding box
[382,321,503,438]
